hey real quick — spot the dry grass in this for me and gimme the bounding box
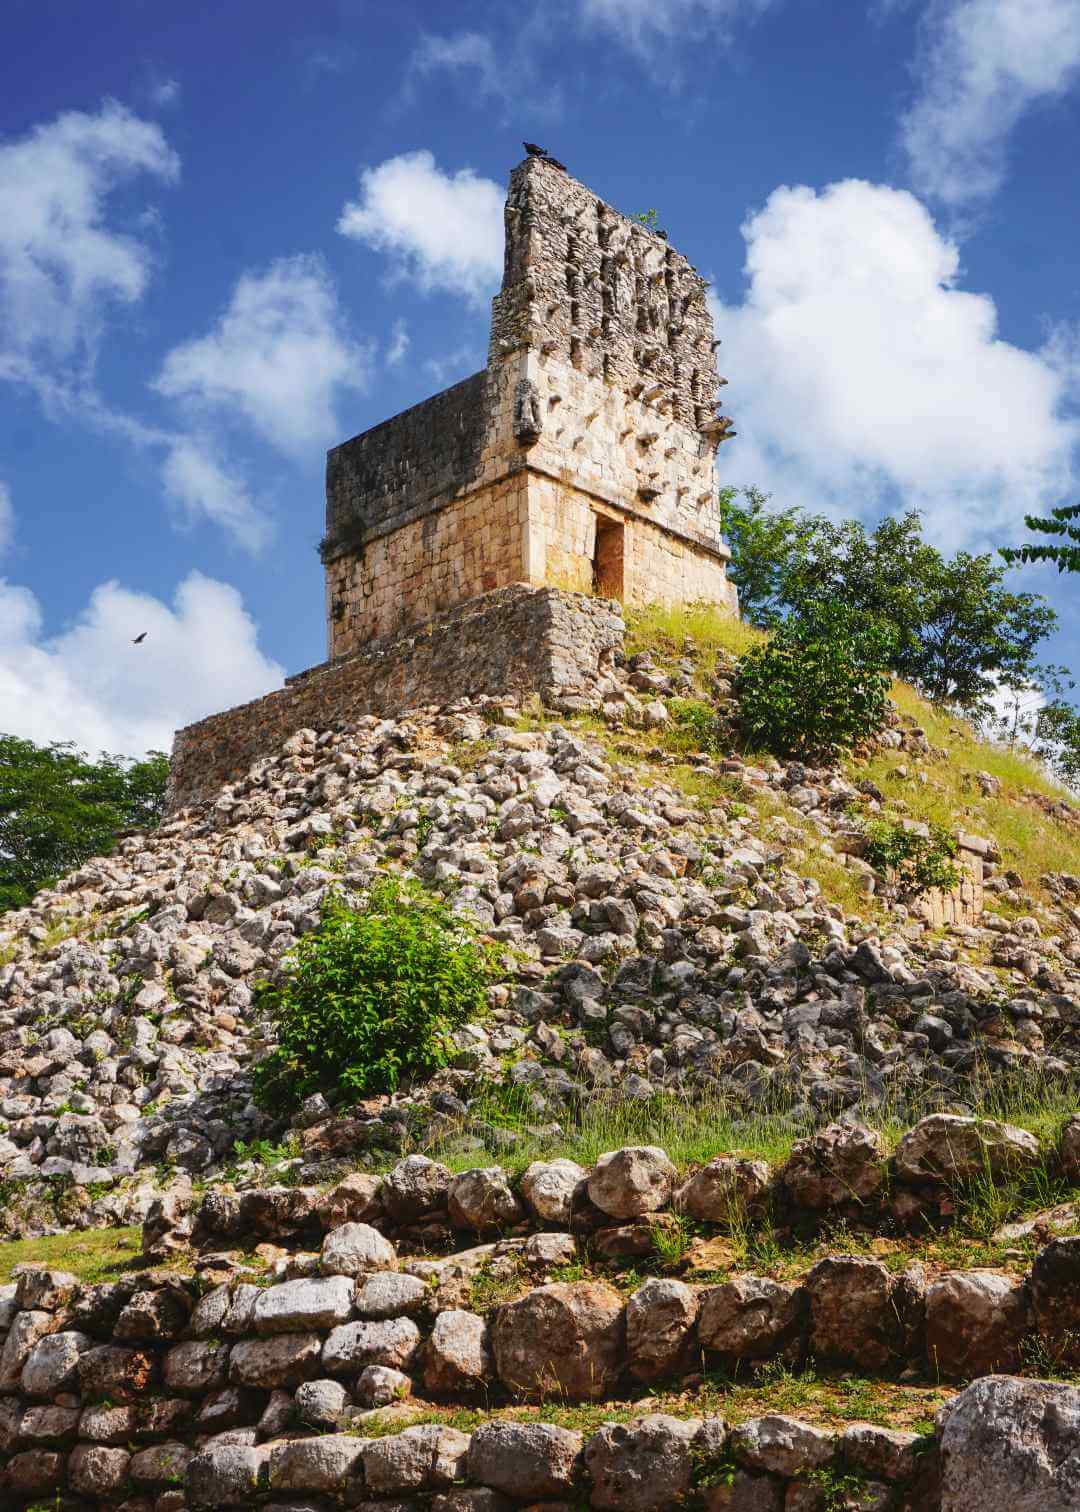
[625,602,765,672]
[853,682,1080,903]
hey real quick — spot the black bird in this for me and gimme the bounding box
[132,632,147,645]
[542,156,567,172]
[523,141,547,157]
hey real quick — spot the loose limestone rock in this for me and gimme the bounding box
[491,1280,624,1400]
[939,1375,1080,1511]
[893,1113,1041,1184]
[588,1147,677,1219]
[521,1158,587,1223]
[468,1420,583,1499]
[585,1414,700,1512]
[320,1222,397,1277]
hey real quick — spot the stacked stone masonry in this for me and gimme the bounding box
[166,586,621,812]
[6,1218,1080,1508]
[324,154,737,656]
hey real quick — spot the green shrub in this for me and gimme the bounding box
[734,602,894,759]
[862,818,961,896]
[252,878,498,1112]
[667,696,726,755]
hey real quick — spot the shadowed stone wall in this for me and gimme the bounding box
[166,587,623,812]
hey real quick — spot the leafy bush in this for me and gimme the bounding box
[862,818,961,896]
[667,696,726,755]
[733,603,894,759]
[0,737,169,913]
[252,878,498,1112]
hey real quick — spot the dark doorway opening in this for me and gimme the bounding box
[593,515,624,599]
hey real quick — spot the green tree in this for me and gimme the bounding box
[0,737,168,913]
[734,601,896,759]
[722,500,1059,713]
[716,485,821,625]
[1001,502,1080,576]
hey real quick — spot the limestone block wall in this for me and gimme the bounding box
[326,473,530,649]
[166,587,623,813]
[321,155,737,655]
[530,473,737,612]
[490,157,729,437]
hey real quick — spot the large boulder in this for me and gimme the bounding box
[1030,1236,1080,1368]
[491,1281,624,1400]
[424,1310,493,1396]
[322,1317,422,1375]
[806,1257,922,1371]
[926,1271,1029,1379]
[228,1333,323,1389]
[448,1168,524,1232]
[363,1424,472,1492]
[674,1157,770,1223]
[353,1271,429,1320]
[938,1375,1080,1511]
[21,1330,93,1397]
[585,1414,700,1511]
[893,1114,1041,1185]
[728,1415,835,1477]
[625,1279,700,1382]
[469,1421,582,1498]
[781,1123,885,1213]
[698,1276,805,1364]
[382,1155,452,1223]
[588,1147,677,1219]
[253,1276,354,1335]
[521,1159,587,1223]
[320,1222,396,1277]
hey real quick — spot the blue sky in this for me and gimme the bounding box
[1,0,1079,754]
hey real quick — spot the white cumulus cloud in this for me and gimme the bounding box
[338,150,503,304]
[160,438,273,554]
[0,482,13,557]
[155,254,371,456]
[712,178,1080,549]
[406,32,506,102]
[386,318,410,368]
[579,0,775,49]
[901,0,1080,207]
[0,570,284,756]
[0,99,178,393]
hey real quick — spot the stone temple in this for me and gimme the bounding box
[167,155,738,809]
[323,153,736,657]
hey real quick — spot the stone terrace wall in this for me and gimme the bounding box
[323,371,490,560]
[166,586,623,813]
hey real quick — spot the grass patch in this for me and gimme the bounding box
[0,1225,145,1285]
[855,682,1080,902]
[625,602,765,674]
[358,1369,951,1438]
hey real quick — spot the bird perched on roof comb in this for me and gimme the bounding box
[523,141,546,156]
